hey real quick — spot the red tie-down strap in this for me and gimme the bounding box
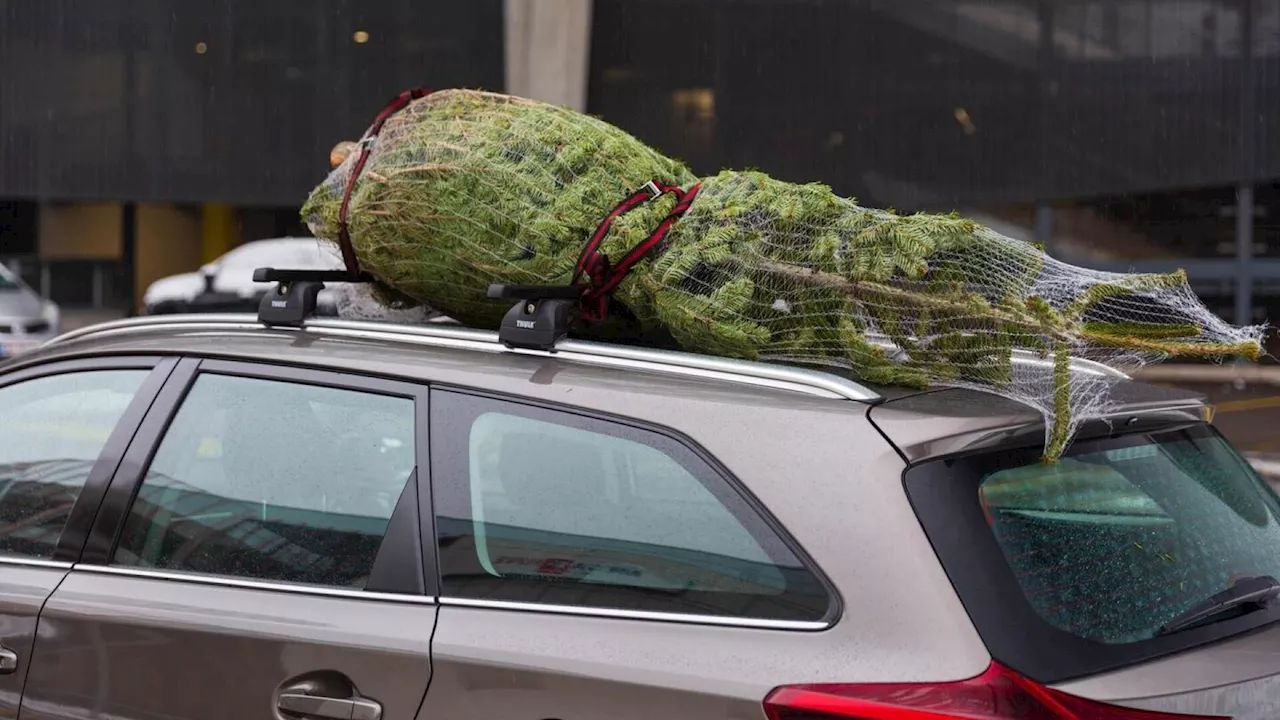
[336,87,434,280]
[572,180,703,322]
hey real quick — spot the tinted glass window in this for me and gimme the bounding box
[981,433,1280,644]
[114,373,416,590]
[905,422,1280,683]
[0,370,149,559]
[0,265,20,290]
[432,391,830,622]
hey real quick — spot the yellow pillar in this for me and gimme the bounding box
[201,204,236,264]
[135,204,204,312]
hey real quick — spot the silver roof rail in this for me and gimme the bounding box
[860,332,1131,380]
[408,317,1130,380]
[44,314,1128,401]
[43,314,884,403]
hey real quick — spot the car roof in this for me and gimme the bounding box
[24,314,1208,463]
[869,378,1207,461]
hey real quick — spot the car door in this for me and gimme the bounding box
[420,388,838,719]
[18,358,437,720]
[0,355,176,720]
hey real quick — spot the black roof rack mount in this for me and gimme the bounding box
[488,283,579,351]
[252,265,583,347]
[253,267,371,327]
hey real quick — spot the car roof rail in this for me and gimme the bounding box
[859,332,1130,380]
[44,312,885,403]
[46,269,1128,402]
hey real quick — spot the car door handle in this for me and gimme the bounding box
[0,647,17,674]
[278,692,382,720]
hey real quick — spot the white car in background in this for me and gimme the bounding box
[142,237,347,316]
[142,236,451,323]
[0,261,60,360]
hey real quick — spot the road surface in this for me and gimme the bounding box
[1147,380,1280,453]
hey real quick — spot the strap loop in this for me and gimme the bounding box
[572,179,703,322]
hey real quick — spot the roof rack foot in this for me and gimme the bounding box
[489,283,578,351]
[258,279,327,327]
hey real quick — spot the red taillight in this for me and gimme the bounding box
[763,661,1230,720]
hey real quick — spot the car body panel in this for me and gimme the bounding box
[1054,621,1280,720]
[425,606,812,720]
[18,572,435,720]
[0,564,69,720]
[23,325,995,685]
[867,379,1207,461]
[17,315,1276,720]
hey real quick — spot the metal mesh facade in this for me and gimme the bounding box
[0,0,504,206]
[587,0,1280,212]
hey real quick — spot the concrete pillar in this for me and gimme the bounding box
[504,0,593,111]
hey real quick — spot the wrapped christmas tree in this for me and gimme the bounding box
[301,88,1266,461]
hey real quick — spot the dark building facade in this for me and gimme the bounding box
[586,0,1280,325]
[0,0,1277,323]
[0,0,505,206]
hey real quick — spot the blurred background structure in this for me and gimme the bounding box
[0,0,1277,332]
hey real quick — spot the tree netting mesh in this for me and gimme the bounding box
[300,89,1266,461]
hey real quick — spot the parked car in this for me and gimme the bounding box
[0,296,1275,720]
[0,261,60,361]
[141,237,346,316]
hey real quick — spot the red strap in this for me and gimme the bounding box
[573,180,703,322]
[337,87,434,280]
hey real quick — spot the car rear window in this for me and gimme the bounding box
[905,422,1280,683]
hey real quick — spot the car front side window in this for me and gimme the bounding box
[112,372,418,590]
[0,369,151,560]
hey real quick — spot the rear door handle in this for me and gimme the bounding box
[0,647,17,674]
[278,692,382,720]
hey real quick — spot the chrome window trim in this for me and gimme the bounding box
[437,596,833,631]
[72,565,438,605]
[0,556,74,570]
[63,565,829,629]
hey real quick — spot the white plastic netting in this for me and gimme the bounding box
[301,89,1266,461]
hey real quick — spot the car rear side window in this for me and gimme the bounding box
[906,422,1280,682]
[0,370,149,560]
[113,372,417,590]
[981,435,1280,644]
[430,390,830,623]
